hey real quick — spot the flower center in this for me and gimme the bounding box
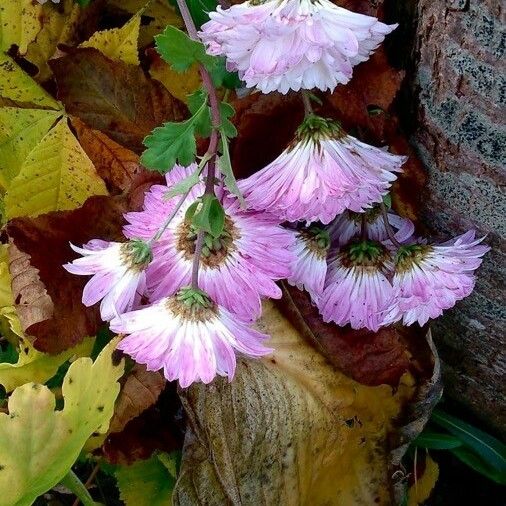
[299,226,330,259]
[175,215,239,268]
[340,240,389,269]
[167,287,218,322]
[395,244,431,272]
[120,240,152,272]
[293,114,345,147]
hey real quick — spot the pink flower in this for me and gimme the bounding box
[238,116,406,224]
[317,240,394,331]
[329,207,415,247]
[110,288,272,387]
[383,231,490,326]
[200,0,397,94]
[287,226,330,298]
[124,165,295,321]
[64,239,150,321]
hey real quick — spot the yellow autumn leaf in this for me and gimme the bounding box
[5,118,108,219]
[150,59,201,103]
[408,453,440,506]
[0,55,62,110]
[0,107,62,189]
[0,244,22,343]
[0,338,124,506]
[0,0,42,54]
[24,0,82,82]
[80,13,142,66]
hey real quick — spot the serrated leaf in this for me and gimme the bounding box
[219,101,237,139]
[0,337,94,393]
[115,454,177,506]
[0,0,42,54]
[0,55,61,109]
[0,108,62,190]
[413,430,462,450]
[0,338,124,506]
[192,194,224,238]
[187,90,212,137]
[5,118,108,219]
[80,12,141,65]
[431,408,506,475]
[218,130,245,207]
[155,26,214,72]
[165,169,202,198]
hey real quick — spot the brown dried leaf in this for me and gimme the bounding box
[71,117,145,194]
[110,364,166,434]
[50,47,187,153]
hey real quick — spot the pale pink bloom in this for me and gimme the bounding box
[317,240,394,331]
[287,227,329,298]
[329,207,415,247]
[200,0,397,94]
[110,288,272,387]
[64,239,150,321]
[124,165,295,321]
[383,231,489,326]
[238,117,406,224]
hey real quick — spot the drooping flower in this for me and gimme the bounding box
[328,206,415,247]
[383,231,489,326]
[200,0,397,94]
[239,115,406,224]
[317,240,394,331]
[64,239,151,321]
[287,226,330,298]
[110,287,272,387]
[124,164,295,321]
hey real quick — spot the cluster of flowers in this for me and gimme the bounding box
[65,0,489,387]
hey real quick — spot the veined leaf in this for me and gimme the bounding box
[413,430,462,450]
[431,408,506,475]
[115,453,178,506]
[0,55,61,110]
[0,107,62,189]
[5,118,108,219]
[0,338,124,506]
[450,446,506,485]
[0,0,42,54]
[80,12,142,66]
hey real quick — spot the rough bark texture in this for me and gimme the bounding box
[408,0,505,434]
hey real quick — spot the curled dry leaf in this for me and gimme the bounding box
[109,364,166,434]
[174,301,415,506]
[50,47,187,153]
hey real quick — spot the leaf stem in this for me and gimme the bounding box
[301,91,314,117]
[60,469,98,506]
[380,202,401,248]
[175,0,222,290]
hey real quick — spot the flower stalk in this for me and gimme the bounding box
[380,202,402,248]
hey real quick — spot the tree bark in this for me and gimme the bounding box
[396,0,505,434]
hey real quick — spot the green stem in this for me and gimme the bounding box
[60,470,99,506]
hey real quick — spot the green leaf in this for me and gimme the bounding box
[451,446,506,485]
[218,129,245,207]
[413,430,463,450]
[431,408,506,475]
[0,338,124,506]
[219,101,237,139]
[192,194,224,238]
[187,89,212,137]
[382,193,392,209]
[165,168,202,198]
[206,57,242,89]
[155,26,214,72]
[185,201,199,222]
[115,453,177,506]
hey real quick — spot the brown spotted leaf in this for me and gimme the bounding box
[50,47,187,153]
[110,364,166,434]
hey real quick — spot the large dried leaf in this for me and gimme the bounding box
[174,301,415,506]
[110,364,166,433]
[4,118,108,219]
[0,0,42,54]
[50,47,187,152]
[71,117,145,193]
[0,338,124,506]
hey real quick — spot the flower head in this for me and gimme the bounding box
[328,206,415,247]
[239,116,406,224]
[124,164,295,320]
[64,239,151,321]
[317,240,394,331]
[287,226,330,298]
[383,231,489,326]
[110,287,272,387]
[200,0,397,94]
